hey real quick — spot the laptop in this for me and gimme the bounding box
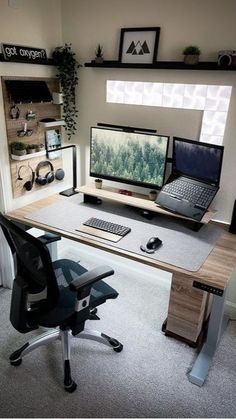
[156,137,224,221]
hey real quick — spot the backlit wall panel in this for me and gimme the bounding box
[106,80,232,145]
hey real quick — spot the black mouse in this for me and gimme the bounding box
[146,236,162,250]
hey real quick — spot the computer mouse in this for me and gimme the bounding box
[146,236,162,250]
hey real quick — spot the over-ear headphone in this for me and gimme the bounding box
[35,161,55,186]
[17,164,35,191]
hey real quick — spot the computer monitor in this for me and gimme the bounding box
[90,126,169,189]
[173,137,224,186]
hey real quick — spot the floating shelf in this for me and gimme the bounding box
[84,60,236,71]
[11,150,46,161]
[39,120,65,128]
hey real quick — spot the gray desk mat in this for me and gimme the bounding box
[25,198,224,272]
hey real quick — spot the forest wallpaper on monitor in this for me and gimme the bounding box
[90,128,169,188]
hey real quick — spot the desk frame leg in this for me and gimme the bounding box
[188,291,228,386]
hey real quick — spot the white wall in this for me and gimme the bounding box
[61,0,236,224]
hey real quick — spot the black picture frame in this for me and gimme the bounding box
[118,27,160,64]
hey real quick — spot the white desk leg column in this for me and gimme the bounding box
[188,290,228,386]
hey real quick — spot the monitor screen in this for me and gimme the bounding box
[5,80,52,104]
[90,127,169,189]
[173,137,224,185]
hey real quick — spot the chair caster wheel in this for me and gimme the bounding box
[64,380,77,393]
[113,343,123,353]
[10,358,22,366]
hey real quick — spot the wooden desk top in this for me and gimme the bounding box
[6,194,236,292]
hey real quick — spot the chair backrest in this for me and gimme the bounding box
[0,213,60,333]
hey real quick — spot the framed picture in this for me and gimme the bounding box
[118,27,160,64]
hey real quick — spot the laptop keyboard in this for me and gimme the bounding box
[83,217,131,237]
[163,179,214,207]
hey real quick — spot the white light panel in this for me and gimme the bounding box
[106,81,232,145]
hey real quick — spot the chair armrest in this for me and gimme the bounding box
[38,233,61,245]
[69,265,114,292]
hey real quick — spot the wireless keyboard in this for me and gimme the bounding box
[83,217,131,237]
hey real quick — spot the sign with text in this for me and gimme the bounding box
[1,43,47,64]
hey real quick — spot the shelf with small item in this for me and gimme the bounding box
[0,52,54,66]
[84,60,236,71]
[11,150,46,161]
[39,119,65,128]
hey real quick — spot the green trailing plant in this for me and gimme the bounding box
[52,44,79,140]
[183,45,201,55]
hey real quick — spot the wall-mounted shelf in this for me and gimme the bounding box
[11,150,46,161]
[39,119,65,128]
[84,60,236,71]
[0,53,54,66]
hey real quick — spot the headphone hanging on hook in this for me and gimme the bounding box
[10,105,20,120]
[17,164,35,191]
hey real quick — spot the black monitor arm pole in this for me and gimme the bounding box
[47,144,79,197]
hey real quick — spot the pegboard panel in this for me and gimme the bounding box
[1,76,64,198]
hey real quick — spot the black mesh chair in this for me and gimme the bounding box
[0,213,123,392]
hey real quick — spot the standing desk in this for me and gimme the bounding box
[5,193,236,387]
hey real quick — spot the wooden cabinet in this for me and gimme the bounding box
[165,272,209,345]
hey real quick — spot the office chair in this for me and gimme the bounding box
[0,213,123,392]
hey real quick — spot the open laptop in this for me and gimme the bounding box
[156,137,224,221]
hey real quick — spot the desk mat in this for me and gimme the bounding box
[25,198,224,272]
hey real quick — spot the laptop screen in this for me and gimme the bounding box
[173,137,224,185]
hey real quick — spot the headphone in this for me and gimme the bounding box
[35,160,65,186]
[10,105,20,120]
[35,161,55,186]
[17,164,35,191]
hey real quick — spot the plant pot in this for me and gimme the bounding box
[36,146,45,152]
[27,149,37,154]
[149,190,157,201]
[95,57,103,64]
[95,179,103,189]
[12,149,27,156]
[184,55,199,65]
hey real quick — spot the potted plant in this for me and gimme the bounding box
[95,178,103,189]
[148,190,157,201]
[11,141,27,156]
[183,45,201,65]
[26,144,37,154]
[52,44,79,140]
[35,143,45,152]
[95,44,104,64]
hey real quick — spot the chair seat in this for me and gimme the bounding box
[38,259,118,327]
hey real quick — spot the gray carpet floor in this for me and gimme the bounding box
[0,244,236,418]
